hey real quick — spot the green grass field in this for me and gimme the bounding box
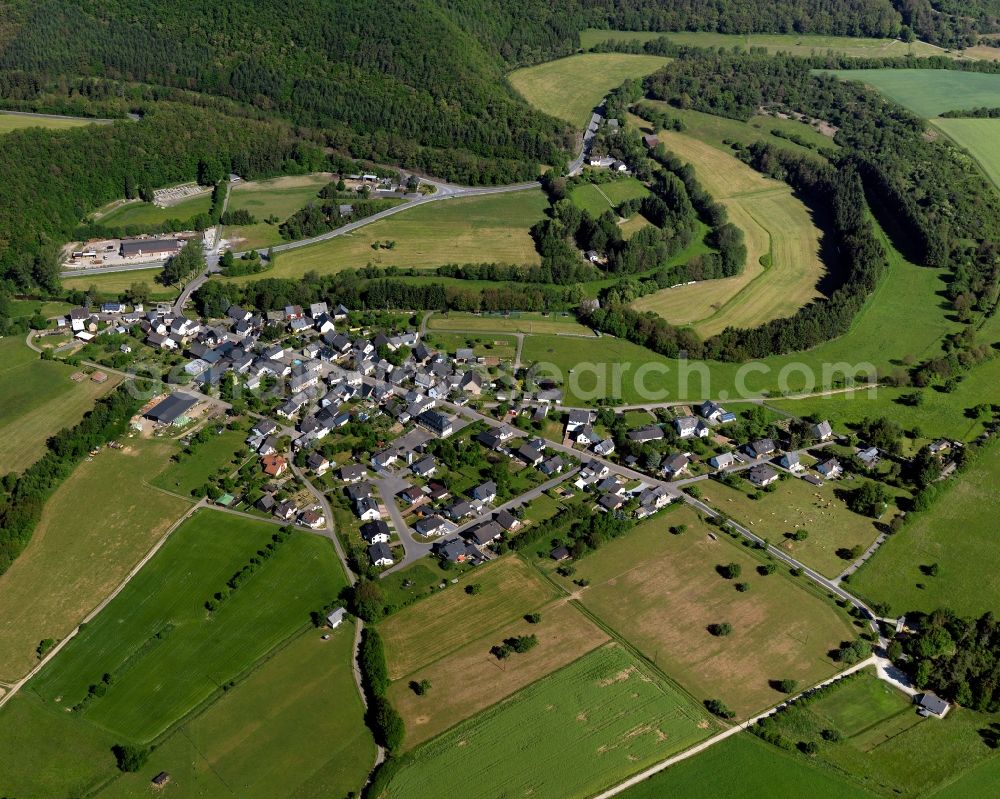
[0,441,192,681]
[0,336,123,474]
[619,732,876,799]
[224,173,332,249]
[29,510,344,741]
[547,507,856,718]
[96,625,375,799]
[569,176,651,216]
[225,190,548,283]
[384,643,717,799]
[508,53,670,129]
[933,117,1000,189]
[580,29,948,59]
[0,111,110,135]
[929,755,1000,798]
[427,310,595,336]
[704,475,898,579]
[152,428,250,497]
[630,127,823,335]
[96,192,212,230]
[61,266,176,300]
[850,443,1000,616]
[0,693,120,798]
[828,68,1000,117]
[423,331,518,360]
[757,669,1000,796]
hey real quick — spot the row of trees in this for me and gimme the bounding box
[358,627,405,751]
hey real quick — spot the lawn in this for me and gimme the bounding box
[569,177,651,216]
[96,191,212,230]
[703,474,896,579]
[850,443,1000,616]
[0,440,193,681]
[550,506,857,718]
[224,172,332,249]
[0,693,119,799]
[29,510,345,741]
[630,127,823,336]
[423,331,518,360]
[618,732,876,799]
[427,310,595,336]
[61,266,175,300]
[933,117,1000,189]
[225,190,548,283]
[383,643,717,799]
[756,668,1000,796]
[508,53,670,129]
[0,111,110,134]
[151,427,250,497]
[828,68,1000,116]
[388,599,609,749]
[377,555,557,680]
[96,624,375,799]
[0,336,124,474]
[579,29,948,59]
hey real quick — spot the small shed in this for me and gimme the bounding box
[326,607,346,629]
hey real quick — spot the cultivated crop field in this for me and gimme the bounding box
[95,191,212,230]
[0,111,110,134]
[619,731,875,799]
[389,599,609,749]
[851,443,1000,616]
[0,336,123,474]
[29,510,344,741]
[427,310,595,336]
[384,643,717,799]
[704,474,894,579]
[96,625,375,799]
[933,117,1000,189]
[579,29,948,59]
[0,441,192,681]
[549,507,856,718]
[828,68,1000,117]
[227,190,547,283]
[631,128,823,336]
[378,556,557,680]
[757,670,1000,796]
[508,53,670,129]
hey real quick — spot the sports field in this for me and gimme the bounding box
[757,669,1000,796]
[0,441,192,681]
[96,625,375,799]
[427,310,595,336]
[851,443,1000,616]
[828,68,1000,116]
[29,510,344,741]
[933,117,1000,188]
[704,475,895,579]
[60,265,174,299]
[631,128,823,336]
[225,190,548,283]
[550,507,856,718]
[579,29,948,59]
[96,192,212,230]
[0,336,123,474]
[225,173,332,249]
[378,556,557,680]
[384,643,717,799]
[619,731,876,799]
[389,599,609,749]
[508,53,670,129]
[0,111,110,134]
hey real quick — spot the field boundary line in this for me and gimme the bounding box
[0,499,206,709]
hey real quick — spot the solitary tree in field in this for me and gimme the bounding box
[707,623,732,637]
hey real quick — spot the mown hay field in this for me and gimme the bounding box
[828,68,1000,117]
[384,643,718,799]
